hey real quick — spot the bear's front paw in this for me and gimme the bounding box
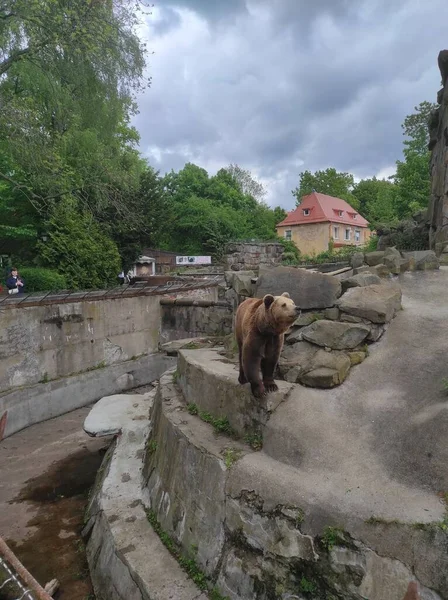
[251,382,266,398]
[264,381,279,393]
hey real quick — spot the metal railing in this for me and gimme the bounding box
[0,537,52,600]
[0,277,224,309]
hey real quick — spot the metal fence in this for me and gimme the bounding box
[0,537,52,600]
[0,277,223,309]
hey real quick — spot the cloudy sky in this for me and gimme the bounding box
[133,0,448,210]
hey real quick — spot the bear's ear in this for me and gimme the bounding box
[263,294,275,309]
[281,292,290,298]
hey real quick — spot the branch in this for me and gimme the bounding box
[0,47,31,75]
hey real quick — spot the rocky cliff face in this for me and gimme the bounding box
[428,50,448,251]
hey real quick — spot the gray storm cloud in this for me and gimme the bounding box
[133,0,446,208]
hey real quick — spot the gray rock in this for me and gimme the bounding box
[294,312,321,327]
[372,264,391,278]
[403,251,439,271]
[383,247,402,275]
[348,351,367,365]
[284,327,303,344]
[300,350,351,388]
[279,342,351,388]
[340,314,363,323]
[324,307,339,320]
[350,252,365,269]
[301,320,370,350]
[364,251,385,266]
[342,273,382,292]
[367,324,385,342]
[337,283,402,324]
[232,272,255,296]
[353,265,375,275]
[255,266,341,310]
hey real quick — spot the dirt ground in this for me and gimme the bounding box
[0,406,112,600]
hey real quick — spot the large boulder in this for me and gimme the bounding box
[300,350,351,388]
[336,283,402,324]
[278,342,351,388]
[350,252,365,269]
[402,250,439,271]
[301,320,370,350]
[383,247,402,275]
[342,273,382,292]
[225,270,256,295]
[255,266,341,310]
[364,251,385,266]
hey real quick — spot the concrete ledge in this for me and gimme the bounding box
[0,353,175,439]
[177,348,294,437]
[84,388,208,600]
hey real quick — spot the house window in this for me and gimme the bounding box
[355,230,360,242]
[333,226,339,240]
[338,210,343,217]
[303,208,310,216]
[285,230,292,241]
[353,213,357,219]
[345,228,351,241]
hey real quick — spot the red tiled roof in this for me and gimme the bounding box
[277,192,369,228]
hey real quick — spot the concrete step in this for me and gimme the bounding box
[177,348,294,437]
[143,370,447,600]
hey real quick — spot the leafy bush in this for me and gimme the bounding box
[18,267,67,292]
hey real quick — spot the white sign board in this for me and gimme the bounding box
[175,255,212,265]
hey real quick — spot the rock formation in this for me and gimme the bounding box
[428,50,448,253]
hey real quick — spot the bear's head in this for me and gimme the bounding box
[262,292,300,333]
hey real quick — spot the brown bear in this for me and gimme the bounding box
[235,292,300,398]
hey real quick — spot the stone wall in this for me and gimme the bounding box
[428,50,448,252]
[223,242,284,271]
[159,299,233,344]
[0,284,218,393]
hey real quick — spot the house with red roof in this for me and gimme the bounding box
[276,192,371,255]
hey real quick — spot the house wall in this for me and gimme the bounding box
[277,223,371,254]
[277,223,330,255]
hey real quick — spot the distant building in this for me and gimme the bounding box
[276,192,371,255]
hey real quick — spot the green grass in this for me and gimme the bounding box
[223,448,243,468]
[145,509,229,598]
[173,369,179,383]
[187,404,236,436]
[299,576,317,594]
[244,432,263,451]
[147,439,158,454]
[321,526,346,551]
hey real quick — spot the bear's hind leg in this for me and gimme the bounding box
[238,345,248,384]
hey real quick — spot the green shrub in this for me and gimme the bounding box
[17,267,67,292]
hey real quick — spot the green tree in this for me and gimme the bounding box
[273,206,287,224]
[392,101,436,218]
[293,168,359,209]
[37,200,121,289]
[352,177,398,225]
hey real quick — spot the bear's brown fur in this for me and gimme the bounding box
[235,292,300,398]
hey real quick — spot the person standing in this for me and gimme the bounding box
[6,268,25,294]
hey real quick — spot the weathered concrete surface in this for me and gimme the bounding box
[0,285,217,392]
[0,406,109,598]
[143,371,249,574]
[177,349,294,436]
[159,301,233,344]
[261,270,448,533]
[145,365,446,599]
[84,387,208,600]
[0,353,175,439]
[84,393,152,437]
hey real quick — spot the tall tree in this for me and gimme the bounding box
[293,168,359,210]
[392,101,436,218]
[352,177,398,225]
[224,164,267,202]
